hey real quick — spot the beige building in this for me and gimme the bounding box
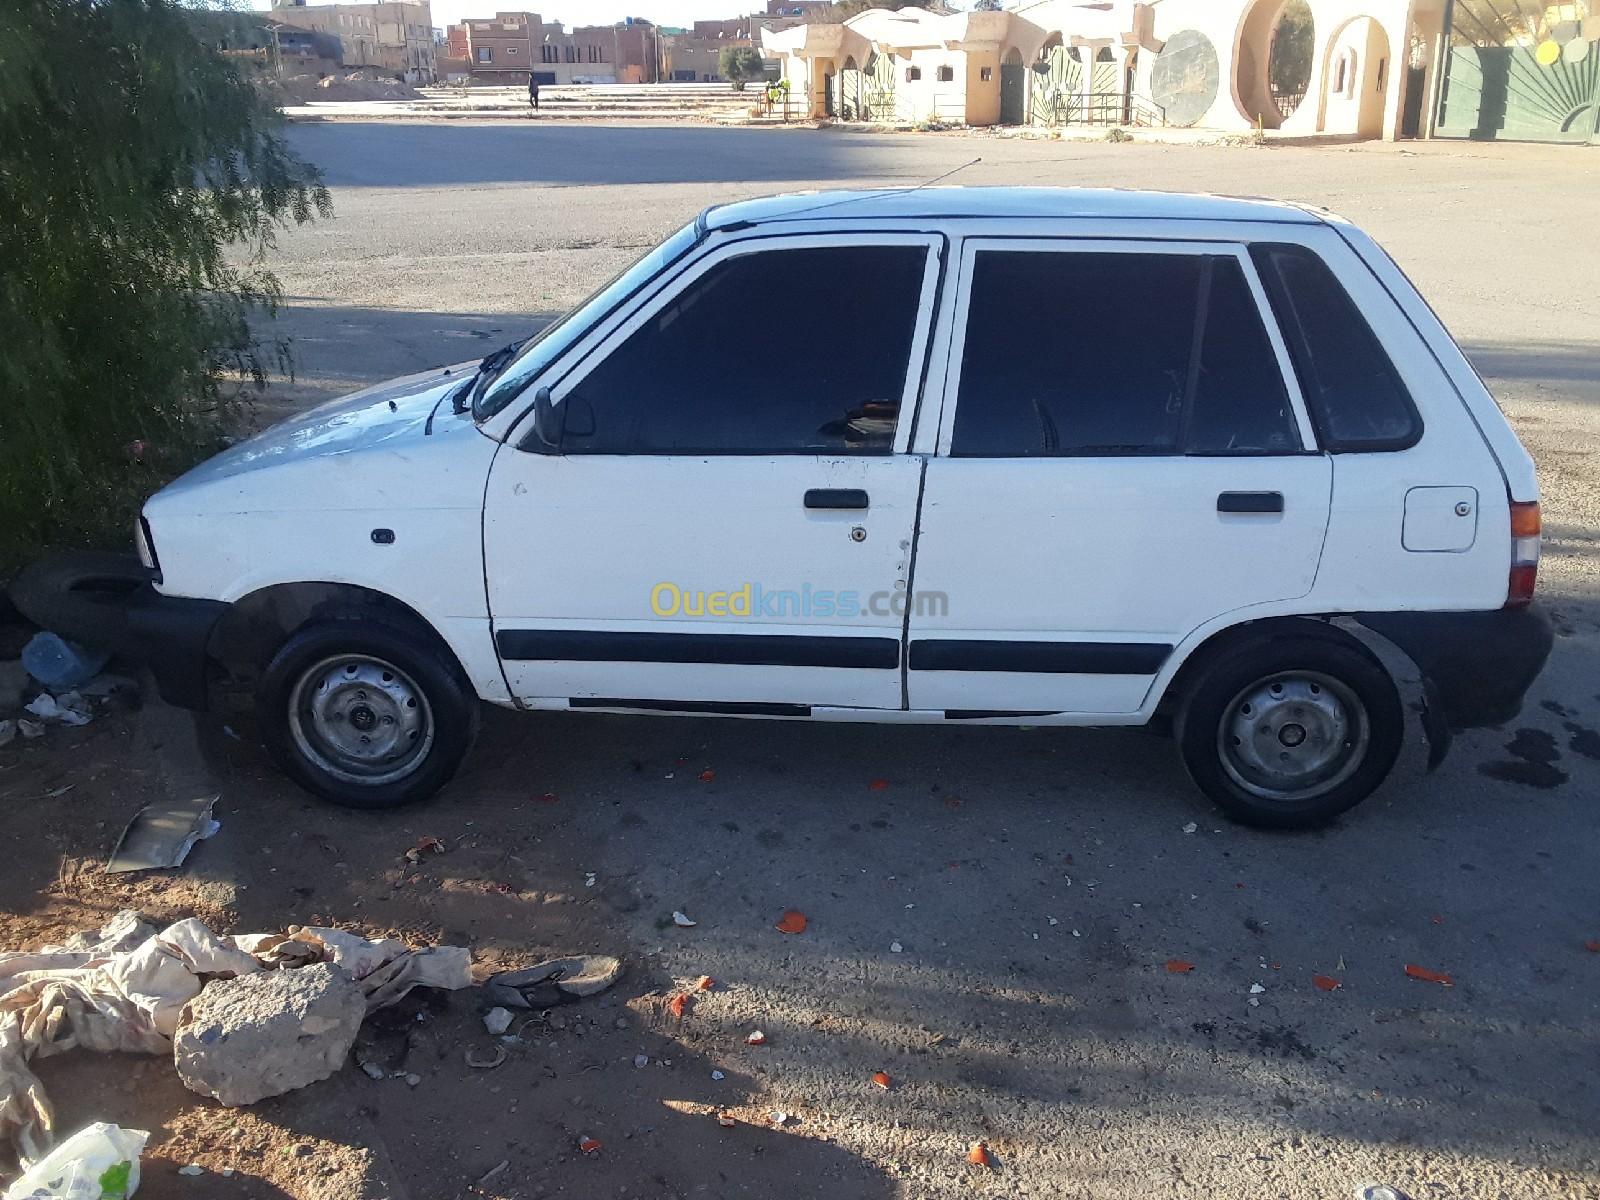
[271,0,436,81]
[762,0,1462,141]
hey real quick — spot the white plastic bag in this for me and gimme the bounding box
[3,1123,148,1199]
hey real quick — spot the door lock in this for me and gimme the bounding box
[1455,501,1472,517]
[849,525,868,543]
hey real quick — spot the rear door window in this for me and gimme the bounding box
[950,249,1301,457]
[1249,242,1422,452]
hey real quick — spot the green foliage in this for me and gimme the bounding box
[718,44,766,89]
[1269,0,1315,98]
[0,0,329,572]
[828,0,933,19]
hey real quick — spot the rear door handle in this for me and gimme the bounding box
[805,488,869,510]
[1217,491,1284,514]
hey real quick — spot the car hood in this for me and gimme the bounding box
[148,363,494,515]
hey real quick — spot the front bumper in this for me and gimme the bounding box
[8,552,228,710]
[1354,605,1555,731]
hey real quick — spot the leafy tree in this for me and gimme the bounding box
[0,0,329,572]
[1269,0,1315,102]
[718,44,767,90]
[829,0,935,19]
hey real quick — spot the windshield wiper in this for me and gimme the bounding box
[453,337,528,415]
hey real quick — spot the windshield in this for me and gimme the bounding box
[474,221,702,421]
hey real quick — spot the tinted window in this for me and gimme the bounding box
[951,251,1299,457]
[562,245,927,455]
[1250,243,1421,452]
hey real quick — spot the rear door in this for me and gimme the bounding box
[907,238,1332,715]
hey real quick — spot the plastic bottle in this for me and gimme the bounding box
[20,632,109,690]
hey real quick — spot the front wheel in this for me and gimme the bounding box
[257,620,478,809]
[1176,635,1402,829]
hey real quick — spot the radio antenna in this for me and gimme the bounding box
[774,157,983,220]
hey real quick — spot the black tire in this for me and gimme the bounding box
[257,619,478,809]
[1175,634,1403,830]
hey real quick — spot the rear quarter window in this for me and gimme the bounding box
[1249,242,1422,453]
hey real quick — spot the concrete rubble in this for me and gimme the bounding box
[0,911,471,1168]
[173,963,367,1107]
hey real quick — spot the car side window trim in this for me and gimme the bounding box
[513,230,946,458]
[934,237,1318,459]
[1248,241,1424,454]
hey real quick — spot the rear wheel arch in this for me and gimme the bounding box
[1156,616,1395,717]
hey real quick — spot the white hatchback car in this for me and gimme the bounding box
[16,188,1551,828]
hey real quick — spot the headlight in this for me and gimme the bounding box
[134,515,160,574]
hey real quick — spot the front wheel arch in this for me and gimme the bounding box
[209,581,467,682]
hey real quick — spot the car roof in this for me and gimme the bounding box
[703,186,1326,230]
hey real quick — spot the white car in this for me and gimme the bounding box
[16,188,1551,828]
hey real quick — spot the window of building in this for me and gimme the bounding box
[936,65,954,82]
[563,245,928,456]
[541,43,555,62]
[951,250,1299,457]
[1249,243,1420,452]
[906,66,921,81]
[507,44,518,54]
[980,66,992,81]
[477,46,491,62]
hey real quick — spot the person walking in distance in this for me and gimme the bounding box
[528,73,540,111]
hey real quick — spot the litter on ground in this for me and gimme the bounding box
[104,794,220,873]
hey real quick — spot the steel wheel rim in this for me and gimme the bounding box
[288,654,434,786]
[1217,670,1370,802]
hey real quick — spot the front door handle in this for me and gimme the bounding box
[805,488,869,510]
[1217,491,1284,514]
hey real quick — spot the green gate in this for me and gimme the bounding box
[1027,46,1125,125]
[1028,45,1085,125]
[865,50,898,121]
[1435,0,1600,141]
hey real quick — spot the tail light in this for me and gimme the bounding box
[1506,500,1540,609]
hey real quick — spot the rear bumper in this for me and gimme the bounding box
[8,551,228,710]
[1353,605,1554,730]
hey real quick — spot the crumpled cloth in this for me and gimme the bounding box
[0,910,470,1171]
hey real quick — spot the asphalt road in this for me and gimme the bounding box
[256,122,1600,1199]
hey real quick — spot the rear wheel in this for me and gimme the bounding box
[1176,635,1402,829]
[258,620,477,809]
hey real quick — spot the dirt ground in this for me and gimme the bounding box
[4,128,1600,1200]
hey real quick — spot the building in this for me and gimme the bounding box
[761,0,1600,143]
[447,11,655,84]
[660,14,804,82]
[271,0,437,82]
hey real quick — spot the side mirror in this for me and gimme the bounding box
[564,396,596,438]
[531,386,562,450]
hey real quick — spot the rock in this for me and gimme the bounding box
[174,963,366,1106]
[483,1007,514,1035]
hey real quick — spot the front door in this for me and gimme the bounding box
[484,234,943,711]
[907,238,1331,715]
[1000,56,1026,123]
